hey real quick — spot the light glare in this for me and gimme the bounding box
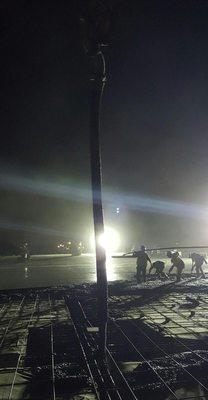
[90,227,120,254]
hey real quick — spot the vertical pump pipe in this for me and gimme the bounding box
[90,51,108,357]
[80,2,110,356]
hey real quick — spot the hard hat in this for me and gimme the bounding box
[173,251,179,257]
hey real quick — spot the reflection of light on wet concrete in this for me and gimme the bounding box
[24,267,28,279]
[106,255,118,281]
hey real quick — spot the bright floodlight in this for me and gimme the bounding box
[98,227,120,253]
[90,226,120,253]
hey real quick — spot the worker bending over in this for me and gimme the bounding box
[190,252,207,278]
[167,251,185,282]
[149,260,168,279]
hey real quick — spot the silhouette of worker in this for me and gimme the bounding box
[190,253,207,278]
[167,251,185,282]
[149,260,168,279]
[136,245,151,283]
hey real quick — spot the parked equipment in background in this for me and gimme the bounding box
[57,241,84,256]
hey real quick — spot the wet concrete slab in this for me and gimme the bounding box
[0,254,199,290]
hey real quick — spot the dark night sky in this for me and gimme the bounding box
[0,0,208,248]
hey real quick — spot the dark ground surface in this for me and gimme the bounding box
[1,271,208,399]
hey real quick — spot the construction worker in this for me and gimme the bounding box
[135,245,152,283]
[190,253,207,278]
[167,251,185,282]
[149,260,168,279]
